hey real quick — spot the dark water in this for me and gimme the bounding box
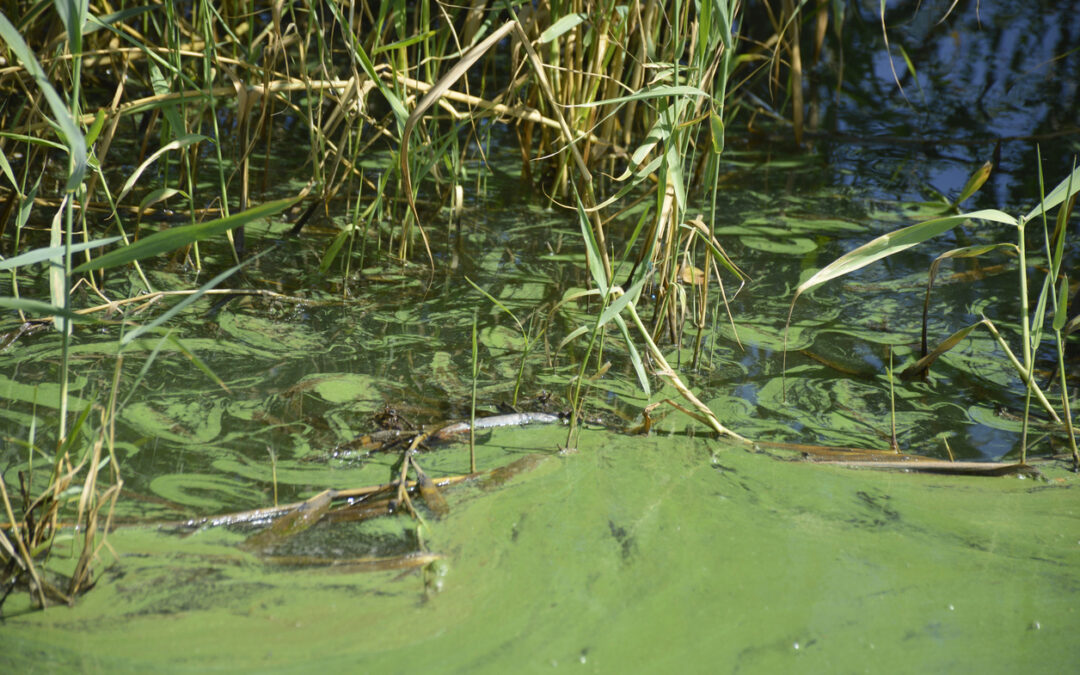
[764,0,1080,207]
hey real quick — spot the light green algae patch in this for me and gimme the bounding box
[2,431,1076,673]
[0,373,90,410]
[294,373,383,407]
[217,310,324,353]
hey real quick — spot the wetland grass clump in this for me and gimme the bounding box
[0,381,123,611]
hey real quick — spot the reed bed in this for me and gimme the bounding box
[0,1,780,438]
[0,0,763,346]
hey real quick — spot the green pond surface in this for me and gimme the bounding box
[2,426,1077,673]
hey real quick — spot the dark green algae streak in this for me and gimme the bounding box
[2,427,1077,673]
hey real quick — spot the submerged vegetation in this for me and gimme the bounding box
[0,0,1077,624]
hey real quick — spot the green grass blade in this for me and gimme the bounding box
[166,334,231,393]
[0,148,19,195]
[83,5,158,35]
[84,109,107,146]
[1063,314,1080,339]
[371,29,438,56]
[120,247,271,346]
[115,134,208,205]
[1053,274,1068,332]
[53,0,89,42]
[1025,163,1080,221]
[74,196,300,273]
[323,1,407,125]
[575,190,609,294]
[557,325,592,354]
[919,242,1017,354]
[0,236,122,270]
[567,85,712,109]
[901,322,980,380]
[709,111,725,155]
[0,132,69,152]
[597,272,648,328]
[539,13,586,44]
[464,277,526,334]
[783,208,1018,386]
[147,61,186,135]
[794,209,1018,300]
[613,313,650,395]
[0,297,84,321]
[137,188,186,215]
[953,161,993,208]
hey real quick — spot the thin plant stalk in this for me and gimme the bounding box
[470,309,479,474]
[888,347,898,453]
[1017,215,1033,464]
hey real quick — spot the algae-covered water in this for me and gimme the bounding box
[3,426,1077,673]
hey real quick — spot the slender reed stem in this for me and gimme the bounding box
[470,310,479,473]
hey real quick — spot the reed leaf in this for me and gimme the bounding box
[792,209,1018,301]
[783,208,1020,387]
[539,14,588,43]
[137,188,186,215]
[0,298,84,321]
[83,6,158,35]
[0,148,16,193]
[1053,275,1069,332]
[919,243,1017,357]
[120,247,270,346]
[53,0,89,43]
[576,191,610,293]
[74,197,300,273]
[567,85,713,109]
[557,325,593,355]
[115,135,208,206]
[901,322,979,380]
[1025,163,1080,221]
[953,161,993,208]
[0,133,67,151]
[0,237,122,270]
[597,272,648,328]
[613,313,650,396]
